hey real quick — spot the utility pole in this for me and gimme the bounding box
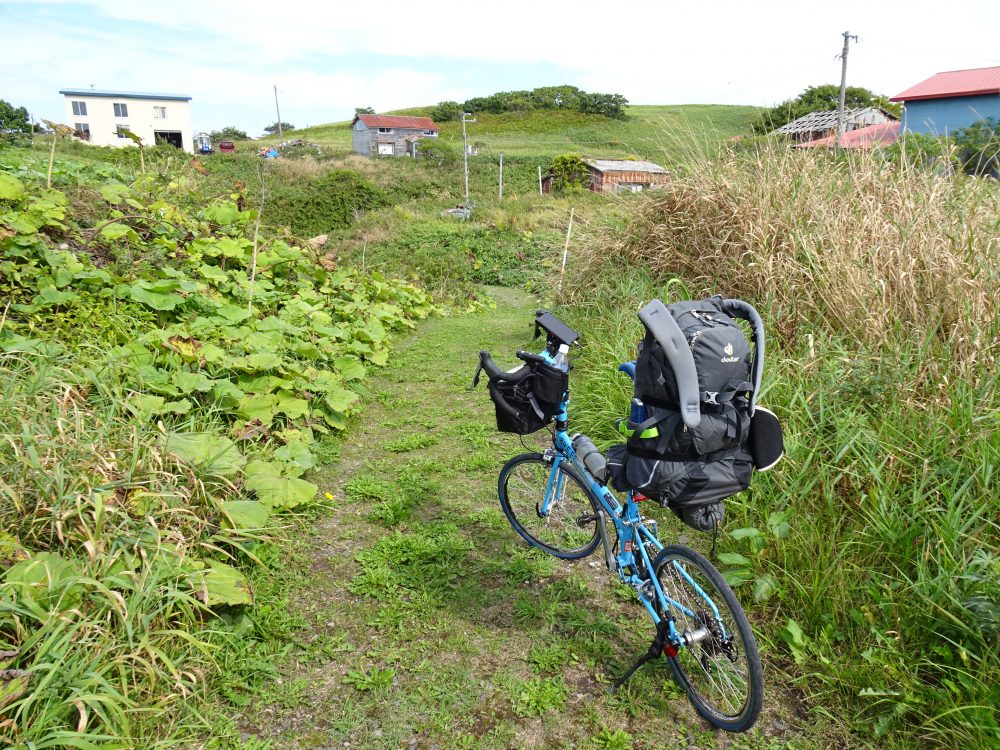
[461,112,475,203]
[498,153,503,200]
[273,84,284,144]
[538,165,543,195]
[835,31,858,152]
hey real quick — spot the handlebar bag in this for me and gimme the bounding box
[487,362,568,435]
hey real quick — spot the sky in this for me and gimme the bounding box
[2,0,998,135]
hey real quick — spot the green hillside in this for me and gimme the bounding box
[291,104,759,163]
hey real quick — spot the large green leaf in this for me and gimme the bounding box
[32,286,79,307]
[172,370,215,394]
[221,500,271,530]
[245,461,317,509]
[274,391,309,419]
[198,559,253,606]
[99,183,130,203]
[130,283,183,311]
[0,172,26,201]
[334,356,366,381]
[3,552,84,611]
[101,222,133,240]
[132,394,193,418]
[237,393,278,423]
[166,432,245,476]
[324,388,358,413]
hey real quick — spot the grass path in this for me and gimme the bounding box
[237,288,824,750]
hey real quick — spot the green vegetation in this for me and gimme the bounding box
[561,146,999,749]
[0,148,434,747]
[4,97,996,750]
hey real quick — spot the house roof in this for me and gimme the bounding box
[59,89,192,101]
[774,107,895,135]
[795,122,901,149]
[890,66,1000,102]
[584,159,667,174]
[353,114,439,130]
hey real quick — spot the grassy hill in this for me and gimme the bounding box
[291,104,759,164]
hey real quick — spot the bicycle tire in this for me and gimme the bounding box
[653,545,763,732]
[498,453,602,559]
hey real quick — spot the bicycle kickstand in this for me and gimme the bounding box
[608,619,674,694]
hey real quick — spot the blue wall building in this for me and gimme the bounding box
[891,67,1000,135]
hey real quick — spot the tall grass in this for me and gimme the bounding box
[0,352,224,746]
[560,146,999,748]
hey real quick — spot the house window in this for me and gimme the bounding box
[116,125,130,138]
[74,123,90,140]
[153,106,166,119]
[71,101,87,116]
[377,142,394,156]
[421,130,436,136]
[114,103,129,117]
[378,127,393,133]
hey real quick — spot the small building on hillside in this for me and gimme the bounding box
[542,159,669,194]
[890,66,1000,135]
[351,114,439,157]
[59,89,194,152]
[795,122,901,150]
[772,107,897,143]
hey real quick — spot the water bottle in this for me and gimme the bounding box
[629,398,646,424]
[572,434,607,483]
[551,343,570,371]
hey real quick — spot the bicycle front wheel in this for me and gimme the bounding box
[653,545,763,732]
[498,453,601,559]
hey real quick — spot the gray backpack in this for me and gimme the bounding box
[606,296,782,531]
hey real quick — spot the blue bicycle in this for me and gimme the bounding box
[477,311,763,733]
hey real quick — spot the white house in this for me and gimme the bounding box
[59,89,194,153]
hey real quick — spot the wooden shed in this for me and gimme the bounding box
[541,159,669,194]
[351,114,439,157]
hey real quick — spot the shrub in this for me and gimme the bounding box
[267,169,388,237]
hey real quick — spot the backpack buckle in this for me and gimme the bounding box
[703,391,720,405]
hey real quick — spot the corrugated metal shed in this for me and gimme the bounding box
[59,88,192,101]
[796,122,901,149]
[891,66,1000,102]
[354,114,439,131]
[585,159,667,173]
[774,107,894,135]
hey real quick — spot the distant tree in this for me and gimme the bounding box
[0,99,32,145]
[210,126,250,141]
[355,107,376,115]
[750,85,900,134]
[431,101,463,122]
[530,85,582,110]
[577,92,629,120]
[954,117,1000,177]
[264,121,295,134]
[549,154,590,192]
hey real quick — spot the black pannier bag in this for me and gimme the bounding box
[485,360,568,435]
[606,296,782,531]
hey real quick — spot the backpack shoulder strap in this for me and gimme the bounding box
[720,299,765,415]
[637,299,701,428]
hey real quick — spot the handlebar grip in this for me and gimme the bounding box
[516,350,548,366]
[478,350,532,383]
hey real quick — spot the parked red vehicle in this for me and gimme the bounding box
[218,141,236,153]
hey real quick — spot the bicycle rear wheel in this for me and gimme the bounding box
[498,453,601,559]
[653,545,763,732]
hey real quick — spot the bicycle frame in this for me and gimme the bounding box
[534,351,729,648]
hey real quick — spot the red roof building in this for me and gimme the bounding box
[890,66,1000,135]
[890,66,1000,102]
[351,114,440,157]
